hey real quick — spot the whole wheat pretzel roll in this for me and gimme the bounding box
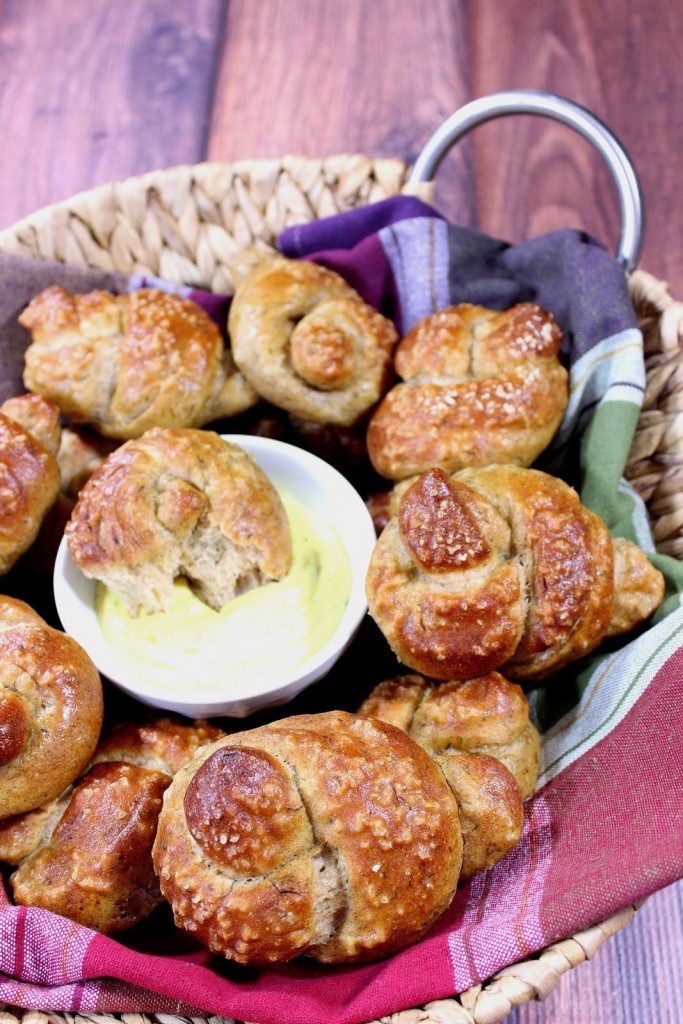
[90,715,225,774]
[0,394,61,574]
[0,393,61,457]
[358,671,540,801]
[228,251,399,425]
[19,285,258,439]
[153,710,524,964]
[65,427,292,615]
[367,302,569,480]
[0,716,224,934]
[366,466,665,681]
[0,595,103,819]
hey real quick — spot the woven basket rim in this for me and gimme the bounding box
[1,156,681,1024]
[0,152,417,231]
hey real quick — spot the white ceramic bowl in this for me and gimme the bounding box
[53,434,377,718]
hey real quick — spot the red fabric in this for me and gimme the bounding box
[537,645,683,941]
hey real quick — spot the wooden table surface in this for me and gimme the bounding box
[1,2,682,1022]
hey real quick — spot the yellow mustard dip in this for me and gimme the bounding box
[95,494,351,696]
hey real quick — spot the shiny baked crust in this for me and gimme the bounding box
[65,428,292,615]
[228,253,398,426]
[20,286,258,439]
[0,395,61,574]
[0,596,103,818]
[607,536,665,636]
[458,465,617,679]
[0,716,224,933]
[153,710,464,964]
[0,393,61,457]
[366,302,569,480]
[358,672,540,800]
[91,715,225,774]
[366,467,527,680]
[9,762,169,933]
[433,751,524,880]
[366,465,622,681]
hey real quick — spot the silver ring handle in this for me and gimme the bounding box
[409,90,644,271]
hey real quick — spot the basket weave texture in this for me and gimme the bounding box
[0,155,680,1024]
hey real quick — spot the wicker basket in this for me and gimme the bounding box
[0,111,681,1024]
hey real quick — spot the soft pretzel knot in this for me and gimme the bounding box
[357,672,540,801]
[228,253,399,425]
[90,715,225,775]
[0,716,224,933]
[366,302,569,480]
[0,596,103,818]
[366,466,665,681]
[0,393,61,457]
[0,394,61,574]
[20,286,258,440]
[65,428,292,616]
[153,710,476,964]
[357,674,531,881]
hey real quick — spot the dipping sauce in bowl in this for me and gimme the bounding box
[96,492,351,694]
[54,435,376,717]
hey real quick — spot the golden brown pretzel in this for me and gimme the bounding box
[228,253,399,425]
[0,596,103,819]
[153,709,523,964]
[20,286,258,439]
[154,712,461,965]
[0,394,61,574]
[366,466,664,681]
[90,715,225,774]
[358,673,536,881]
[65,428,292,615]
[366,303,569,480]
[0,393,61,457]
[433,752,523,882]
[0,716,224,934]
[357,672,540,800]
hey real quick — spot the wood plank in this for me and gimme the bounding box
[0,0,225,230]
[511,880,683,1023]
[467,1,683,293]
[207,0,477,223]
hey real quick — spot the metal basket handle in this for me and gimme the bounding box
[408,89,644,271]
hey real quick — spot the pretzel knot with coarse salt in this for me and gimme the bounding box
[366,302,569,480]
[152,710,524,964]
[20,286,258,439]
[65,428,292,617]
[228,252,399,426]
[365,465,664,682]
[0,595,103,819]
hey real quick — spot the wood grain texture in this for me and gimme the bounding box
[467,0,683,291]
[0,0,225,227]
[511,881,683,1023]
[207,0,477,224]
